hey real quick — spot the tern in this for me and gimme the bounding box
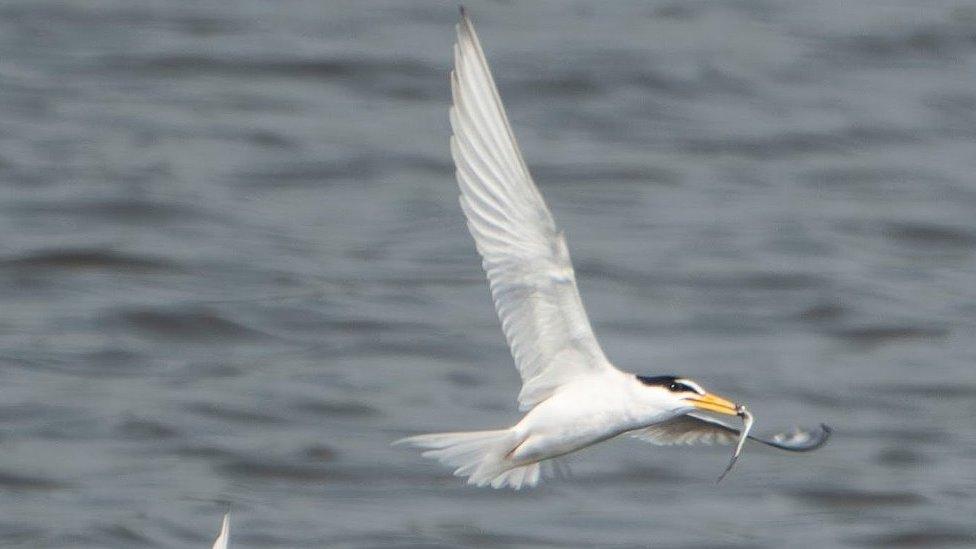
[398,8,830,490]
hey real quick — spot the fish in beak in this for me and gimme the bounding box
[684,392,754,481]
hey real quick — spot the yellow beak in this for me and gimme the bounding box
[686,392,739,416]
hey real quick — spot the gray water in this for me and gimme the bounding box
[2,1,976,547]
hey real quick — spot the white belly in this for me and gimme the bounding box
[508,375,677,463]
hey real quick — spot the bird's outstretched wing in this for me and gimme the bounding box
[451,9,616,410]
[630,414,831,452]
[212,513,229,549]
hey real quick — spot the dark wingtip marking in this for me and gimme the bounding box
[820,423,833,443]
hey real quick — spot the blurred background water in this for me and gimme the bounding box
[1,0,975,547]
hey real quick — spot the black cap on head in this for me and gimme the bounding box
[636,375,705,395]
[636,375,678,386]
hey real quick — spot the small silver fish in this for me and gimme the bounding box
[717,405,754,482]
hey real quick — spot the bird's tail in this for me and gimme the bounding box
[395,429,547,490]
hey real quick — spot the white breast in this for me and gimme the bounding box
[509,372,678,462]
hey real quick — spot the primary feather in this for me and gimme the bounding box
[211,514,229,549]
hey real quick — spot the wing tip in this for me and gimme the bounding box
[211,513,230,549]
[816,423,832,446]
[785,423,832,452]
[456,5,477,42]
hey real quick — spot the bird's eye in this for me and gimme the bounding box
[669,383,681,392]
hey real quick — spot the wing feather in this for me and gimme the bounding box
[211,514,229,549]
[451,11,614,410]
[631,414,831,452]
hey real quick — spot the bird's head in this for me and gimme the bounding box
[635,375,740,416]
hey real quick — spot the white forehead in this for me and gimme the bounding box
[675,378,706,395]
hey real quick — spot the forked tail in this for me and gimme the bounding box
[395,429,552,490]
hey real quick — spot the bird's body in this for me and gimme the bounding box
[397,8,830,489]
[508,376,645,463]
[511,371,681,463]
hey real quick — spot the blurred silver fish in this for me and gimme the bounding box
[717,406,754,482]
